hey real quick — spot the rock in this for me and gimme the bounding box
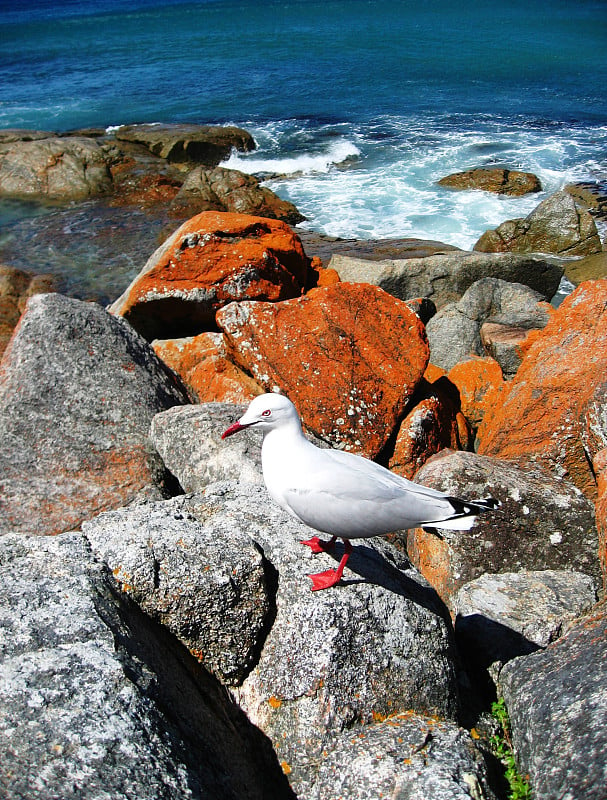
[425,277,551,374]
[151,403,265,491]
[330,251,563,308]
[114,123,256,165]
[0,265,57,357]
[153,331,262,403]
[109,211,310,340]
[0,532,291,800]
[581,380,607,463]
[438,167,542,196]
[479,321,535,379]
[388,376,471,479]
[499,603,607,800]
[310,712,497,800]
[0,293,189,536]
[405,450,599,612]
[110,170,182,210]
[201,481,459,797]
[83,494,271,686]
[296,231,461,266]
[565,181,607,219]
[564,250,607,285]
[447,356,505,429]
[217,283,430,457]
[404,295,438,325]
[0,136,115,200]
[150,402,328,494]
[474,190,603,257]
[0,128,57,143]
[593,449,607,591]
[477,280,607,498]
[454,570,597,670]
[172,166,304,224]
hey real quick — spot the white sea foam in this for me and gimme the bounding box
[234,117,607,250]
[220,139,361,176]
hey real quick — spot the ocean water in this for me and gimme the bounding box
[1,0,606,298]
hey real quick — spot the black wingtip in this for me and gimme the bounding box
[446,495,501,516]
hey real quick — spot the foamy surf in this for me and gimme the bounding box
[220,139,361,176]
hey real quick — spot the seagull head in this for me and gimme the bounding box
[222,392,300,439]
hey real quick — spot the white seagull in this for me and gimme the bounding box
[222,393,499,591]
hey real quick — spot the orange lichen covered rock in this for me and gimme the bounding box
[447,356,504,429]
[153,332,262,403]
[109,211,310,340]
[477,280,607,498]
[217,283,429,457]
[389,377,471,479]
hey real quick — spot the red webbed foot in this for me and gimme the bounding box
[307,539,352,591]
[300,536,336,554]
[309,568,343,591]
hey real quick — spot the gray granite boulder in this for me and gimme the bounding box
[475,190,603,257]
[454,570,597,670]
[152,402,264,491]
[183,481,460,797]
[425,277,550,374]
[309,711,497,800]
[406,450,600,612]
[0,293,189,536]
[330,250,563,308]
[0,532,291,800]
[499,603,607,800]
[150,402,330,493]
[83,494,271,685]
[0,136,115,200]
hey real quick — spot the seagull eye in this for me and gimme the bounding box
[261,409,272,417]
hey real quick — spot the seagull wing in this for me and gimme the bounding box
[281,444,459,538]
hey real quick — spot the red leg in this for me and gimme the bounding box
[300,535,337,554]
[309,540,353,591]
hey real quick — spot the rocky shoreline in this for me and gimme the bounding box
[1,124,607,800]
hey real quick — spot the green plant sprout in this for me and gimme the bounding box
[490,698,533,800]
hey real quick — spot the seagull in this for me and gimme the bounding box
[222,393,499,591]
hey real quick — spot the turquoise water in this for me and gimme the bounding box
[0,0,606,295]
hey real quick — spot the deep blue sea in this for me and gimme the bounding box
[1,0,606,298]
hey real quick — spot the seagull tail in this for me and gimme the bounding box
[422,496,501,532]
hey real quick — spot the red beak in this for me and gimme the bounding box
[221,420,248,439]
